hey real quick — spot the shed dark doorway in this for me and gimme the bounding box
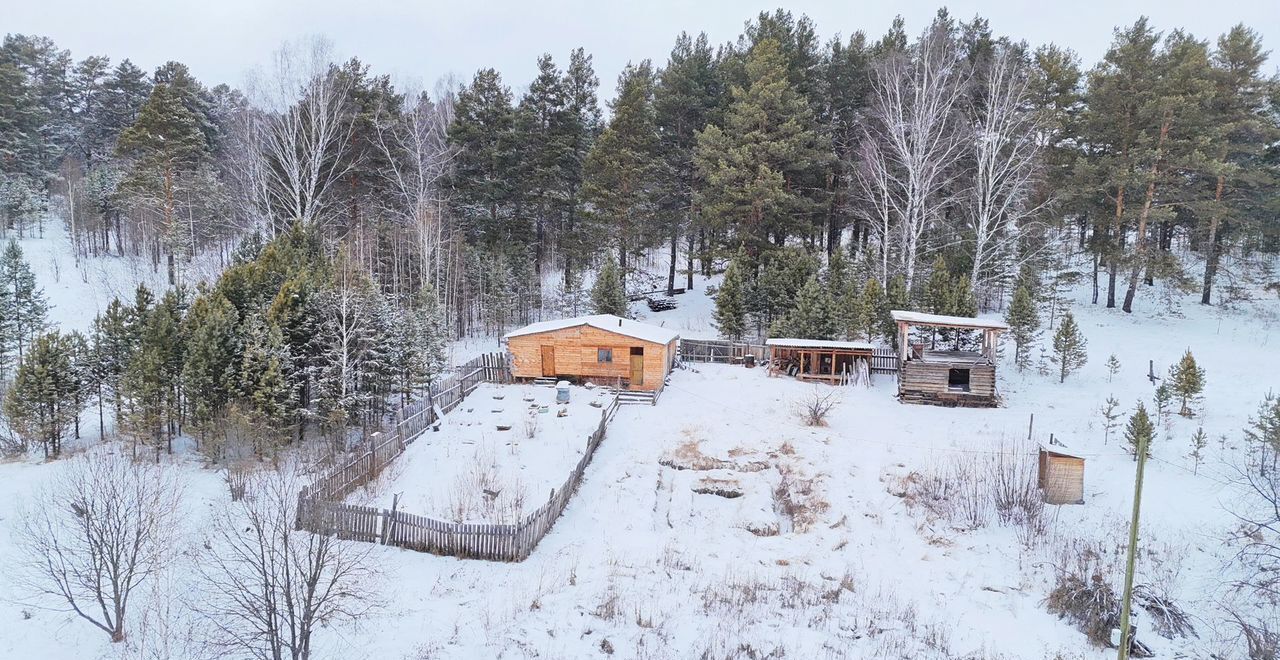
[947,368,971,392]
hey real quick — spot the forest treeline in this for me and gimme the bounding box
[2,10,1277,334]
[0,8,1278,455]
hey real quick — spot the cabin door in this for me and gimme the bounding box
[540,345,555,377]
[629,347,644,386]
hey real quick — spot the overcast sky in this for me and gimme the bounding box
[8,0,1278,98]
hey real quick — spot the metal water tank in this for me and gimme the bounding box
[556,381,571,404]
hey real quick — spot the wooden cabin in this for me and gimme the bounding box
[503,314,679,391]
[890,311,1009,407]
[1038,446,1085,505]
[766,338,874,386]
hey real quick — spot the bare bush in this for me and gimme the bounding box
[1230,609,1280,660]
[446,448,527,523]
[896,445,1044,540]
[523,410,539,439]
[774,464,829,533]
[196,468,378,660]
[15,451,184,642]
[1044,541,1122,647]
[795,387,839,427]
[1134,584,1196,639]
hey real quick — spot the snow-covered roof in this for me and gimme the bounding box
[1040,444,1086,460]
[503,314,680,345]
[889,310,1010,330]
[765,338,876,350]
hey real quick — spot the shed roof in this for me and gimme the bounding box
[1040,444,1087,460]
[890,310,1010,330]
[766,338,876,350]
[503,314,680,345]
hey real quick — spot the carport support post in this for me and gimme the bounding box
[1116,430,1149,660]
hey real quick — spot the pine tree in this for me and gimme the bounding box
[883,275,909,347]
[1167,348,1205,416]
[772,275,837,339]
[236,314,294,446]
[411,286,448,388]
[590,256,627,317]
[0,238,49,365]
[1245,392,1280,455]
[1005,284,1040,371]
[860,278,885,342]
[558,48,604,287]
[447,69,522,247]
[694,38,830,255]
[63,330,91,440]
[121,290,184,458]
[90,298,134,427]
[581,60,664,282]
[3,331,82,458]
[751,248,818,333]
[655,32,719,293]
[924,256,953,315]
[1051,311,1088,383]
[182,290,239,436]
[1124,401,1155,460]
[1106,354,1121,382]
[1153,383,1173,424]
[1101,395,1122,445]
[512,53,568,277]
[714,253,748,340]
[116,81,209,284]
[826,252,862,340]
[1188,427,1208,474]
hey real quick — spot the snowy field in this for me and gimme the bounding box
[348,381,616,523]
[1,232,1278,658]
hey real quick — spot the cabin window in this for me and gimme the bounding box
[630,346,644,356]
[597,348,613,363]
[948,368,971,392]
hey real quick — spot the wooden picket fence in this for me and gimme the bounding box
[296,351,625,562]
[679,339,768,364]
[871,347,899,374]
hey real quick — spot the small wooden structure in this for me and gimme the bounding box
[1038,446,1085,505]
[766,338,874,385]
[503,314,678,392]
[890,310,1008,407]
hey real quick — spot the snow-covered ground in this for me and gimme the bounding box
[349,381,616,523]
[11,226,221,332]
[2,231,1278,658]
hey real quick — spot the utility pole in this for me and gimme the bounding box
[1116,427,1150,660]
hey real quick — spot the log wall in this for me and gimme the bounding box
[898,360,998,407]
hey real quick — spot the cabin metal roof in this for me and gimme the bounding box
[765,338,876,350]
[889,310,1011,330]
[502,314,680,345]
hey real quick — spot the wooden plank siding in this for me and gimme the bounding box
[296,351,628,562]
[1038,450,1085,505]
[507,325,673,391]
[898,360,998,407]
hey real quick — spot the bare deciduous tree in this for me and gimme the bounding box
[15,452,184,642]
[196,468,377,660]
[859,23,970,291]
[964,45,1049,306]
[245,37,355,231]
[373,83,456,294]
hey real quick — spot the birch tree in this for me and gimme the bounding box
[246,37,355,231]
[859,22,970,291]
[374,86,454,294]
[964,45,1047,305]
